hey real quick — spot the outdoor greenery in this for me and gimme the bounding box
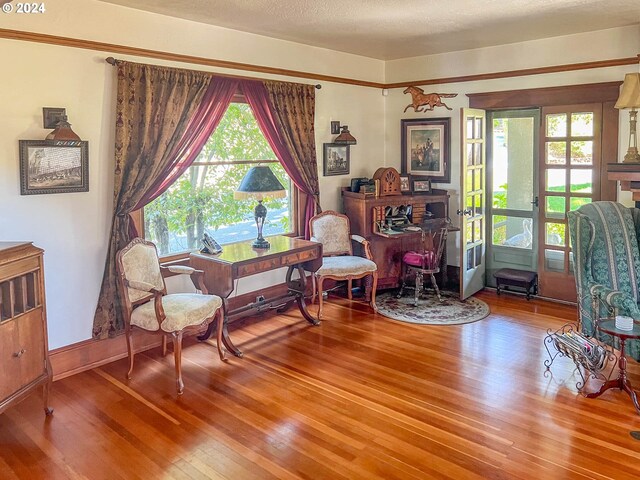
[145,103,290,255]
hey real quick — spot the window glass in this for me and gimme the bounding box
[144,103,291,256]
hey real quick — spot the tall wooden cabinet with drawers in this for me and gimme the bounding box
[0,242,53,415]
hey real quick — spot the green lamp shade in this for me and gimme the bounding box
[234,166,286,200]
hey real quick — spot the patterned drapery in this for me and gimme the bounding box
[93,62,237,339]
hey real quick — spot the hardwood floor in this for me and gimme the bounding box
[2,290,640,479]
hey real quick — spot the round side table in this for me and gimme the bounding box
[585,319,640,415]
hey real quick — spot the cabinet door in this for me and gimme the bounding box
[0,319,21,401]
[16,309,46,389]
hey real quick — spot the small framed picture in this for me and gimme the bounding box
[19,140,89,195]
[399,175,411,193]
[413,178,431,193]
[323,143,350,176]
[401,117,451,183]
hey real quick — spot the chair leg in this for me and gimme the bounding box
[414,269,422,306]
[172,332,184,395]
[125,326,134,380]
[317,276,325,320]
[347,279,353,300]
[215,310,227,362]
[430,273,442,301]
[311,275,317,304]
[161,336,168,357]
[370,271,378,313]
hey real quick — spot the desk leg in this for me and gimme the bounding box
[197,303,243,358]
[287,265,320,326]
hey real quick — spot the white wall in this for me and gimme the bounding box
[0,0,385,348]
[384,26,640,266]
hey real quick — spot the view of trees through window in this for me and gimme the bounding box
[144,103,291,255]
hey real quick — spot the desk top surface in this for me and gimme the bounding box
[190,235,320,265]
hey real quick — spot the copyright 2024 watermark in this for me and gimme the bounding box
[2,1,47,14]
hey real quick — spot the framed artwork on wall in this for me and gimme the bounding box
[19,140,89,195]
[401,117,451,183]
[399,175,411,193]
[323,143,350,176]
[413,178,431,193]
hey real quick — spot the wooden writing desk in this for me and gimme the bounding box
[190,236,322,357]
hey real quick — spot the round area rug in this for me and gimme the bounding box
[376,291,490,325]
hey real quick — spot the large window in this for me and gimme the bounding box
[144,102,292,256]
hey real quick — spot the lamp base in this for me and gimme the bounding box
[252,238,270,249]
[623,147,640,164]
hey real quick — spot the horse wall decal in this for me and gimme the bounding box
[403,86,458,112]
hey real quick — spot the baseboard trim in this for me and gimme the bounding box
[50,280,303,381]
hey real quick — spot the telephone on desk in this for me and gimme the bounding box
[201,233,222,255]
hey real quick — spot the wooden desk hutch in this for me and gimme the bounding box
[342,188,452,290]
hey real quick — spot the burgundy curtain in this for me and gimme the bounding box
[93,63,237,339]
[241,79,320,238]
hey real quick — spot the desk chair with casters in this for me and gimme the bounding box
[397,220,449,305]
[116,238,225,394]
[309,210,378,319]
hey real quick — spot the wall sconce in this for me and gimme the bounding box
[43,107,81,145]
[330,121,357,145]
[615,73,640,164]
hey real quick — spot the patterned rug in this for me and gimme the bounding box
[376,291,490,325]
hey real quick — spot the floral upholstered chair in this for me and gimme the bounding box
[116,238,225,394]
[568,201,640,361]
[309,211,378,319]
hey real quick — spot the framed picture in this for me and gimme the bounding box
[413,178,431,193]
[401,117,451,183]
[399,175,411,193]
[323,143,350,176]
[19,140,89,195]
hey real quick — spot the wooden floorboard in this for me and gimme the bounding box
[2,290,640,479]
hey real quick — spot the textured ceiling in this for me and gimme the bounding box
[98,0,640,60]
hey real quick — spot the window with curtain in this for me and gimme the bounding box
[143,101,292,256]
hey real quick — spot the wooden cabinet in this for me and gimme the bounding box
[342,188,453,290]
[0,242,52,416]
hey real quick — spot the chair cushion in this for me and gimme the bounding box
[403,250,438,269]
[130,293,222,333]
[310,213,352,255]
[317,256,377,277]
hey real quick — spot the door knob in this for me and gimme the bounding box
[457,209,472,216]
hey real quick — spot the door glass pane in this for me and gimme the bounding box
[546,169,566,192]
[546,114,567,137]
[546,196,566,219]
[475,118,483,139]
[546,142,566,164]
[475,244,482,266]
[570,197,591,211]
[474,143,482,165]
[467,119,474,139]
[546,223,566,246]
[466,170,473,192]
[474,194,483,216]
[474,169,482,192]
[491,116,534,211]
[492,216,533,249]
[545,249,565,272]
[467,249,474,270]
[570,169,592,193]
[466,221,473,244]
[474,218,482,242]
[571,113,594,137]
[467,143,473,166]
[570,141,593,165]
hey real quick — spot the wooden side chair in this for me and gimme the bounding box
[116,238,225,394]
[309,211,378,319]
[397,219,449,305]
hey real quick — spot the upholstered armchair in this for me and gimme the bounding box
[309,210,378,319]
[116,238,225,394]
[568,201,640,361]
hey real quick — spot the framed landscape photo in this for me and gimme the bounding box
[323,143,350,176]
[401,117,451,183]
[19,140,89,195]
[413,178,431,193]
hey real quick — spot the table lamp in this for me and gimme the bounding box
[615,73,640,164]
[234,166,286,248]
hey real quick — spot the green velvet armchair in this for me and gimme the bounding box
[568,201,640,361]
